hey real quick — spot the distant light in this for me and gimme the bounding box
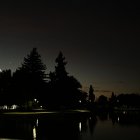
[0,69,2,72]
[3,105,8,110]
[34,99,37,102]
[117,117,120,122]
[11,104,18,110]
[123,111,126,114]
[79,122,82,132]
[79,100,81,103]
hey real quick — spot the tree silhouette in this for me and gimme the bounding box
[20,47,46,81]
[13,48,47,108]
[116,93,140,108]
[0,69,12,105]
[87,85,95,110]
[48,52,82,109]
[88,85,95,103]
[0,69,12,93]
[55,51,68,79]
[109,92,117,108]
[97,95,108,110]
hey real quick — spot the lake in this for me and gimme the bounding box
[0,111,140,140]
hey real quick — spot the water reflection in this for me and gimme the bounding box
[36,119,39,127]
[37,116,84,140]
[33,126,37,140]
[79,122,82,132]
[0,112,140,140]
[0,117,35,139]
[88,115,97,135]
[109,111,140,126]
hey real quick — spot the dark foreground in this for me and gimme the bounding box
[0,110,140,140]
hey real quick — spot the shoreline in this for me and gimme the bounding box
[0,109,91,117]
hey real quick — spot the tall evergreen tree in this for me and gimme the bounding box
[0,69,12,94]
[20,47,46,80]
[48,52,82,109]
[88,85,95,103]
[55,51,68,79]
[13,48,47,106]
[0,69,12,105]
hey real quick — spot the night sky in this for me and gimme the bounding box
[0,1,140,97]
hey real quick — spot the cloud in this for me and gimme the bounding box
[95,90,112,93]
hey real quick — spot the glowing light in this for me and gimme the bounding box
[123,111,126,114]
[34,99,37,102]
[36,119,39,126]
[117,117,120,122]
[0,69,2,72]
[79,100,81,103]
[3,105,8,110]
[33,126,37,139]
[11,104,18,110]
[79,122,82,132]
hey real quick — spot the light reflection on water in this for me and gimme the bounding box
[79,122,82,132]
[33,126,37,140]
[0,112,140,140]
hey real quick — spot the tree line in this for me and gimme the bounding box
[0,48,140,111]
[94,92,140,111]
[0,48,95,110]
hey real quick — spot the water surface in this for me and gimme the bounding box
[0,112,140,140]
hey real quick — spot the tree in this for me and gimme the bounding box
[48,52,82,109]
[20,48,46,81]
[109,92,117,108]
[97,95,108,109]
[0,69,12,93]
[55,51,68,79]
[116,93,140,108]
[13,48,47,107]
[88,85,95,103]
[0,69,12,105]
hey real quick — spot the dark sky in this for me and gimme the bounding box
[0,1,140,97]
